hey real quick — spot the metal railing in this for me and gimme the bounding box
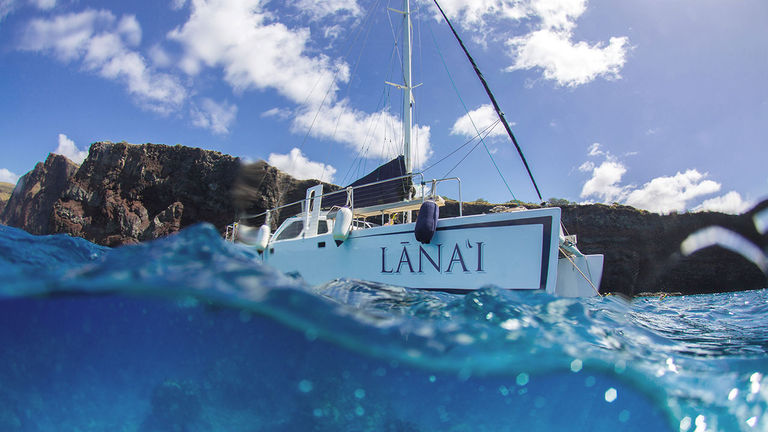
[230,172,462,237]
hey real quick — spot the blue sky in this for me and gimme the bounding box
[0,0,766,214]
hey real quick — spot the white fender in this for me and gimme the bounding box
[332,207,353,246]
[253,225,271,252]
[237,224,270,252]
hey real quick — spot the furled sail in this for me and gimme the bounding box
[324,156,412,209]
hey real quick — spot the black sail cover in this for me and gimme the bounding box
[324,156,412,209]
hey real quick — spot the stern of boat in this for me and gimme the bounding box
[552,254,604,297]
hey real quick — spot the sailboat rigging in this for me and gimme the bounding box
[227,0,604,297]
[430,0,542,202]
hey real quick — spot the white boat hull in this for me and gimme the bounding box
[261,208,582,293]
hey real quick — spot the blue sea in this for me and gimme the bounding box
[0,224,766,431]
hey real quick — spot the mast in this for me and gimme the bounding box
[402,0,413,175]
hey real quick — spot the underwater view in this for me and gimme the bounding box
[0,223,766,431]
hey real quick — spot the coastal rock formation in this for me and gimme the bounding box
[443,201,768,296]
[1,142,328,247]
[49,142,241,246]
[560,203,767,296]
[231,160,339,227]
[0,182,14,215]
[0,154,79,235]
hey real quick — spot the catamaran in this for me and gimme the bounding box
[228,0,604,297]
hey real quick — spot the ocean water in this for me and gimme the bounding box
[0,224,766,432]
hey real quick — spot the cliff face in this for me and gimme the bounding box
[0,182,14,214]
[231,160,339,227]
[0,154,79,234]
[560,203,767,296]
[442,201,768,296]
[1,142,324,247]
[50,142,241,246]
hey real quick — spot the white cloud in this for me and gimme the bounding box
[54,133,89,164]
[435,0,527,27]
[0,168,19,184]
[694,191,754,215]
[171,0,188,10]
[580,159,627,203]
[0,0,17,22]
[20,9,186,113]
[261,107,293,120]
[168,0,347,108]
[623,170,721,213]
[506,29,629,87]
[450,104,506,138]
[289,0,362,21]
[168,0,431,167]
[578,160,594,172]
[191,98,237,134]
[291,101,433,169]
[268,148,337,182]
[529,0,586,31]
[148,44,172,68]
[587,142,603,156]
[323,24,344,40]
[579,146,738,214]
[435,0,629,87]
[29,0,55,10]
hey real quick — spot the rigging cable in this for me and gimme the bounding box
[421,119,500,173]
[431,0,544,202]
[442,121,503,182]
[425,16,517,201]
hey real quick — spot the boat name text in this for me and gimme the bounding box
[380,241,485,274]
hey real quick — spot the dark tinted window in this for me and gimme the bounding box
[275,221,304,241]
[318,220,329,234]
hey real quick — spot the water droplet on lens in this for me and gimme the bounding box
[679,416,692,431]
[516,373,529,386]
[619,410,630,423]
[298,380,313,393]
[570,359,583,373]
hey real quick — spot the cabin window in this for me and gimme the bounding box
[318,220,329,235]
[275,221,304,241]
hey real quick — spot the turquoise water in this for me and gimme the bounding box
[0,224,766,431]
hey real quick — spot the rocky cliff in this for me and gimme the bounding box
[2,142,766,296]
[441,201,768,296]
[0,142,326,247]
[1,154,79,235]
[561,202,767,296]
[49,142,245,246]
[231,160,340,228]
[0,182,14,214]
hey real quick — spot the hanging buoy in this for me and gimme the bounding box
[236,224,270,252]
[415,200,439,244]
[253,224,271,252]
[333,207,353,246]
